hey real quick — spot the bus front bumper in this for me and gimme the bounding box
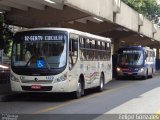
[116,71,145,78]
[10,80,75,93]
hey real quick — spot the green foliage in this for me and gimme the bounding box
[0,13,13,56]
[122,0,160,24]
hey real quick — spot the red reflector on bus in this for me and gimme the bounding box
[31,85,41,89]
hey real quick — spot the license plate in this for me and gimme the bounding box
[128,73,132,75]
[31,85,41,90]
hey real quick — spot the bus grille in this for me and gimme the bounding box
[21,80,53,84]
[21,86,52,91]
[124,73,138,76]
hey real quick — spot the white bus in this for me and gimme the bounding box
[11,28,112,98]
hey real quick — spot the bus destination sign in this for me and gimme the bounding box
[123,50,142,54]
[24,35,66,42]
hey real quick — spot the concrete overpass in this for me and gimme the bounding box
[0,0,160,56]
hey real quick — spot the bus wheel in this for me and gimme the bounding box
[97,74,104,92]
[150,69,154,78]
[73,80,83,99]
[143,70,148,80]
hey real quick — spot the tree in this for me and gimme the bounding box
[122,0,160,25]
[0,13,13,55]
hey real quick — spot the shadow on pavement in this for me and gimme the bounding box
[1,88,105,102]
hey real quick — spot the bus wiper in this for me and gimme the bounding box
[44,59,51,71]
[25,56,33,67]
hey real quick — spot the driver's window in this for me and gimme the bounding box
[69,34,78,70]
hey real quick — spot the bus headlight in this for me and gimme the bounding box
[139,68,144,72]
[55,73,67,83]
[11,74,20,82]
[117,67,121,72]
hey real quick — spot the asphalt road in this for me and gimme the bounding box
[1,74,160,120]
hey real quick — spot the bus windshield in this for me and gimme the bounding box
[118,50,144,66]
[12,31,67,69]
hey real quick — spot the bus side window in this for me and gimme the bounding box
[69,37,78,70]
[79,37,85,60]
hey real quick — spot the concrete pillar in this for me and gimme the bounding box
[113,39,121,54]
[156,48,160,59]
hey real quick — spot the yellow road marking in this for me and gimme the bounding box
[34,83,133,114]
[34,102,73,114]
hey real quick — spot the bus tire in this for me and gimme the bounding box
[143,69,148,80]
[96,74,104,92]
[73,79,84,99]
[150,68,154,78]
